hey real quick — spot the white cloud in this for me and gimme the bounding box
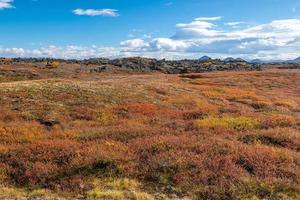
[0,0,13,9]
[120,39,149,49]
[172,17,227,39]
[0,48,25,56]
[72,9,119,17]
[149,38,190,51]
[224,22,245,27]
[0,46,122,59]
[195,16,222,21]
[0,45,202,60]
[120,38,189,52]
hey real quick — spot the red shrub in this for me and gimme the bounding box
[116,102,159,116]
[0,139,129,189]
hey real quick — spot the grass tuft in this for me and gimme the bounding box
[196,116,259,131]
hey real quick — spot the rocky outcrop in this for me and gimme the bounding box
[4,57,262,74]
[84,57,262,74]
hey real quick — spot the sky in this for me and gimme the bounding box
[0,0,300,60]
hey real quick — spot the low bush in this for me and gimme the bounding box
[195,99,219,114]
[236,145,300,182]
[0,140,128,189]
[105,178,140,191]
[183,110,206,120]
[274,100,298,109]
[250,100,272,109]
[238,128,300,151]
[0,68,299,199]
[46,61,60,68]
[97,109,118,125]
[260,114,296,128]
[196,116,259,131]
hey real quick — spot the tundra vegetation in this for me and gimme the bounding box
[0,61,299,199]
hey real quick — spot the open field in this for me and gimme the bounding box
[0,66,299,199]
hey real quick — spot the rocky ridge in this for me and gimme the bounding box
[0,57,262,74]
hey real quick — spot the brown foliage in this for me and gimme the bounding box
[0,67,299,198]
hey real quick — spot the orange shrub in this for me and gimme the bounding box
[166,94,198,110]
[260,114,296,128]
[116,102,159,117]
[195,99,219,114]
[0,122,45,144]
[0,109,18,123]
[224,88,259,101]
[69,107,99,121]
[274,100,298,109]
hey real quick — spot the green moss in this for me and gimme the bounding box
[234,179,300,200]
[97,110,118,124]
[0,187,27,199]
[273,183,300,199]
[0,187,60,199]
[131,191,154,200]
[196,116,259,131]
[105,178,140,191]
[87,178,154,200]
[87,189,124,200]
[20,111,37,121]
[239,195,260,200]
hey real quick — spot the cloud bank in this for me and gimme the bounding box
[1,17,300,60]
[120,17,300,60]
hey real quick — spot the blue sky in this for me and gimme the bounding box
[0,0,300,59]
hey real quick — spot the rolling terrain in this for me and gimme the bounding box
[0,59,299,199]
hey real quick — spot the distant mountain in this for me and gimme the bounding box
[199,56,212,61]
[251,59,264,64]
[224,57,246,62]
[292,57,300,63]
[254,57,300,64]
[224,57,235,62]
[282,57,300,63]
[235,58,245,62]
